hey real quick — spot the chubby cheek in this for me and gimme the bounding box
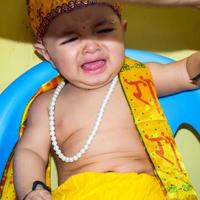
[55,61,76,79]
[107,41,125,69]
[53,50,77,75]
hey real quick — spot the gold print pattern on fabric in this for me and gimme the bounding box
[145,132,183,172]
[123,75,160,114]
[119,57,198,200]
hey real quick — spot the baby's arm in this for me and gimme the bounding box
[120,0,200,7]
[13,93,52,200]
[146,51,200,97]
[186,51,200,85]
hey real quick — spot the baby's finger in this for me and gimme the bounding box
[29,196,44,200]
[39,191,52,200]
[30,196,50,200]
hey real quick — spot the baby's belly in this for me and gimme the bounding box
[53,126,155,185]
[56,151,155,185]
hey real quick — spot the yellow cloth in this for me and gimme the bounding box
[52,172,166,200]
[119,57,198,199]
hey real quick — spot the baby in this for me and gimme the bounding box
[13,0,200,200]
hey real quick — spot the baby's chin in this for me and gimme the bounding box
[69,75,117,90]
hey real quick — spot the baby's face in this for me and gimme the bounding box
[41,5,126,89]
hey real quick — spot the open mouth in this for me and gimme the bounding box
[81,59,106,73]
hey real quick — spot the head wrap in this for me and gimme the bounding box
[27,0,121,41]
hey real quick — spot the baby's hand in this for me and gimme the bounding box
[23,189,51,200]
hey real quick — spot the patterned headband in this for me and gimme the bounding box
[27,0,121,41]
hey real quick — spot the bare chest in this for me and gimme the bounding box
[53,83,147,160]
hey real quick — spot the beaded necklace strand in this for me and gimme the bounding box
[49,76,118,163]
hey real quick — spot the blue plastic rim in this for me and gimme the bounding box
[0,49,199,181]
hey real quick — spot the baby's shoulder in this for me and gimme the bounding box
[27,89,55,120]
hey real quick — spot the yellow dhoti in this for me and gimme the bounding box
[52,172,166,200]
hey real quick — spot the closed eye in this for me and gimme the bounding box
[60,37,78,45]
[96,28,115,34]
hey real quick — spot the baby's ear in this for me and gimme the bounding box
[122,20,128,32]
[34,42,51,62]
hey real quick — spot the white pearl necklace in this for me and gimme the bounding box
[48,76,118,163]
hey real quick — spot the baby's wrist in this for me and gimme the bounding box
[186,52,200,86]
[191,73,200,86]
[22,181,51,200]
[32,180,51,192]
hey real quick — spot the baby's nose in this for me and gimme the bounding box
[82,40,101,55]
